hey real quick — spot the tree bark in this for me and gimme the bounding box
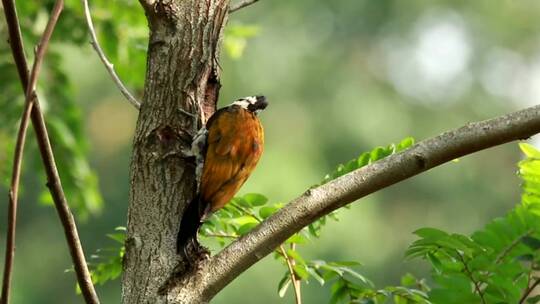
[122,1,228,303]
[122,1,540,303]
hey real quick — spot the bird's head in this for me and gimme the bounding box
[232,95,268,115]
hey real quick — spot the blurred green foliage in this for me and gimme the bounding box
[2,0,540,303]
[224,23,260,59]
[0,0,103,218]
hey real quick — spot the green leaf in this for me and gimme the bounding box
[293,264,310,280]
[224,23,260,59]
[232,197,251,208]
[369,146,387,161]
[242,193,268,206]
[237,222,258,235]
[520,143,540,159]
[400,273,417,287]
[357,152,371,167]
[413,227,449,240]
[259,205,279,219]
[306,266,325,285]
[397,137,415,151]
[277,275,291,298]
[226,215,258,226]
[285,233,308,245]
[286,249,306,265]
[330,280,347,304]
[106,232,126,244]
[340,267,373,287]
[522,236,540,250]
[329,261,361,267]
[427,252,443,273]
[527,295,540,303]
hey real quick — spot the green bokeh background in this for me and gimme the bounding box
[2,0,540,303]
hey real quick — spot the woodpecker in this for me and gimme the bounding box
[177,95,268,253]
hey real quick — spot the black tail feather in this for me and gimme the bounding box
[177,195,202,253]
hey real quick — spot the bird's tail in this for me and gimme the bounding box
[177,194,202,253]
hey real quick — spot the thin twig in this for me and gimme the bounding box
[229,0,259,13]
[290,243,302,304]
[278,245,302,304]
[495,229,533,264]
[1,91,35,304]
[519,277,540,304]
[457,251,486,304]
[80,0,141,109]
[204,225,302,303]
[1,98,34,304]
[2,1,64,302]
[230,202,302,303]
[0,0,100,303]
[230,203,262,223]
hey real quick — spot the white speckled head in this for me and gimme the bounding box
[232,95,268,115]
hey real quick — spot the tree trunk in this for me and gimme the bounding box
[122,1,228,303]
[120,1,540,303]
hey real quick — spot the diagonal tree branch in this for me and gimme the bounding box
[2,1,65,302]
[519,276,540,303]
[229,0,259,13]
[197,104,540,301]
[80,0,141,109]
[0,0,100,303]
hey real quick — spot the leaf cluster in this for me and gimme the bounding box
[406,143,540,304]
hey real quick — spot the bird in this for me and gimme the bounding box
[177,95,268,253]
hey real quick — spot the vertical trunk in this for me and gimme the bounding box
[122,1,229,303]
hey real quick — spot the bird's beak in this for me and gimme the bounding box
[255,95,268,110]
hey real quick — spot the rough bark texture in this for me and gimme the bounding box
[122,1,540,303]
[122,1,228,303]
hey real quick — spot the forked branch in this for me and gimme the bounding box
[1,1,65,303]
[0,0,100,303]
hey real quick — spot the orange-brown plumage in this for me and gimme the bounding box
[177,96,267,253]
[200,106,264,215]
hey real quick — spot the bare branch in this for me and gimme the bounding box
[81,0,141,109]
[1,95,34,304]
[0,0,100,303]
[199,104,540,300]
[2,1,64,302]
[229,0,259,13]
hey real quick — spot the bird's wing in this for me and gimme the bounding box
[199,108,263,214]
[201,109,243,199]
